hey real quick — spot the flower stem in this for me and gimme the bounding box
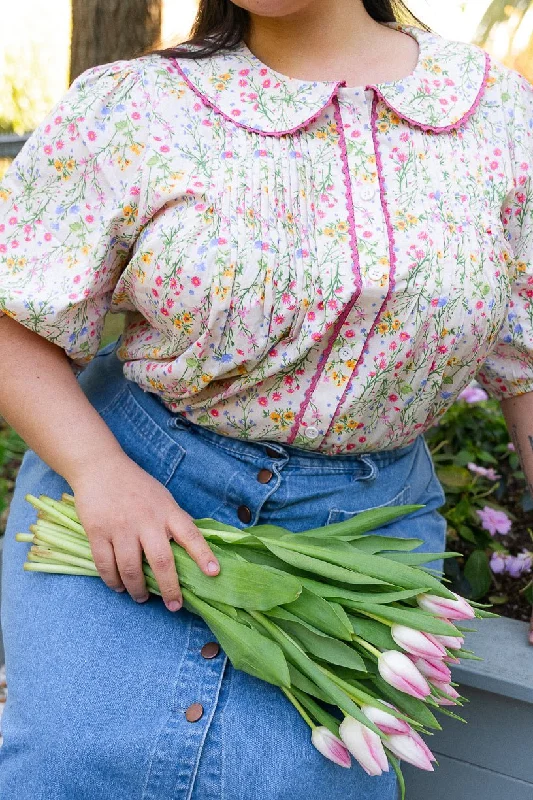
[281,686,316,729]
[352,635,382,658]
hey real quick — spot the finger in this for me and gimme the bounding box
[89,536,125,593]
[169,518,220,577]
[141,536,183,612]
[114,537,151,604]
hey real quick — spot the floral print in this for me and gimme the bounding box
[1,23,533,454]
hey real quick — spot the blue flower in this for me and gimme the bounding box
[437,297,448,307]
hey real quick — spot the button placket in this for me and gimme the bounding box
[289,90,391,451]
[140,618,227,800]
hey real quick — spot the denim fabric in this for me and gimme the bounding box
[0,341,447,800]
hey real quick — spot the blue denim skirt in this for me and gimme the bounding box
[0,341,447,800]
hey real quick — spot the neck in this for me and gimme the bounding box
[245,1,381,81]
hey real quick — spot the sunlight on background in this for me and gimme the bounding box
[0,0,532,133]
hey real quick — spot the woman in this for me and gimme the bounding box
[1,0,533,797]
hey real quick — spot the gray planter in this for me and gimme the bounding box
[403,616,533,799]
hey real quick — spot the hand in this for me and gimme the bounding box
[70,453,220,612]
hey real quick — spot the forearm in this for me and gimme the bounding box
[0,316,126,486]
[499,390,533,495]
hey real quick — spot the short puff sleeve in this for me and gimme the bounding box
[0,59,151,364]
[476,70,533,399]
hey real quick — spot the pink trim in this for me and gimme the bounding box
[365,52,491,133]
[171,58,343,138]
[323,94,398,443]
[287,95,361,445]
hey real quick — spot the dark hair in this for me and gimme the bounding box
[154,1,428,60]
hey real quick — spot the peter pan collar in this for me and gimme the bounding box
[172,23,490,136]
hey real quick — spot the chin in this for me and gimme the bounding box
[231,0,314,16]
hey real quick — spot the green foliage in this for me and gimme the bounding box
[0,423,26,530]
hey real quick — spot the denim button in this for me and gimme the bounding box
[185,703,204,722]
[257,468,273,484]
[237,505,252,523]
[200,642,220,659]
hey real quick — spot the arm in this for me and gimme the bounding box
[0,315,220,611]
[499,391,533,645]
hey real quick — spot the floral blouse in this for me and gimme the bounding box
[1,23,533,454]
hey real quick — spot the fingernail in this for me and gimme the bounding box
[136,594,150,603]
[115,586,126,593]
[167,600,182,612]
[207,561,219,574]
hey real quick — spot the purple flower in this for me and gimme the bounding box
[507,551,533,578]
[507,442,515,451]
[458,385,489,403]
[476,506,512,536]
[467,463,501,481]
[489,551,508,574]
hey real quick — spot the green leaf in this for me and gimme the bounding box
[282,587,353,640]
[258,539,392,586]
[288,505,425,539]
[185,357,197,367]
[172,545,302,609]
[273,618,367,671]
[370,674,442,730]
[349,615,398,650]
[146,155,160,166]
[291,688,342,736]
[458,525,478,544]
[287,663,331,703]
[344,601,462,636]
[385,751,406,800]
[381,551,461,565]
[248,611,385,737]
[464,550,492,600]
[267,537,458,600]
[182,591,290,687]
[350,535,424,553]
[437,465,472,488]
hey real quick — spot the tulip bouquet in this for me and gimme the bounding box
[17,493,497,798]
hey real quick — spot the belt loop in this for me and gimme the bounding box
[358,455,378,481]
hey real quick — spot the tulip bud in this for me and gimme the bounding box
[416,591,475,620]
[391,624,447,659]
[378,650,431,699]
[311,726,352,768]
[434,634,464,649]
[431,680,461,705]
[339,716,389,776]
[361,703,411,735]
[442,655,461,665]
[384,731,435,771]
[408,655,452,683]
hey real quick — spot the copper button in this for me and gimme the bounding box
[265,446,283,458]
[185,703,204,723]
[237,505,252,524]
[257,468,273,484]
[201,641,220,659]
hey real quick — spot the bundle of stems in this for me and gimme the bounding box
[17,493,497,797]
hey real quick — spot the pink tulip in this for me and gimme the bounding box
[416,591,475,620]
[434,634,464,650]
[431,680,461,705]
[443,655,461,665]
[410,728,438,762]
[408,655,452,683]
[338,716,389,776]
[311,726,352,768]
[391,624,447,659]
[361,703,411,735]
[378,651,431,699]
[384,731,435,771]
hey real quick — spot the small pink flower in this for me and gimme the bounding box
[467,463,501,481]
[338,717,389,776]
[390,625,446,659]
[417,591,475,621]
[433,634,464,650]
[431,681,461,705]
[311,727,351,768]
[361,703,410,735]
[476,506,512,536]
[458,385,488,403]
[378,651,430,699]
[384,732,435,771]
[408,655,451,683]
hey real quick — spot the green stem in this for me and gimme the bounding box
[31,528,92,560]
[33,518,87,543]
[26,494,84,534]
[29,547,96,572]
[352,609,393,628]
[352,635,383,658]
[291,688,341,736]
[40,496,81,524]
[23,562,98,576]
[281,687,316,729]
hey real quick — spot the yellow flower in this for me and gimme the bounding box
[517,261,527,272]
[334,423,344,433]
[337,222,348,233]
[201,373,212,383]
[392,319,401,331]
[316,130,328,140]
[173,318,182,329]
[270,411,281,422]
[347,419,357,429]
[323,227,335,237]
[141,252,153,264]
[379,256,389,266]
[285,411,295,421]
[377,121,389,133]
[346,359,356,369]
[378,322,388,334]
